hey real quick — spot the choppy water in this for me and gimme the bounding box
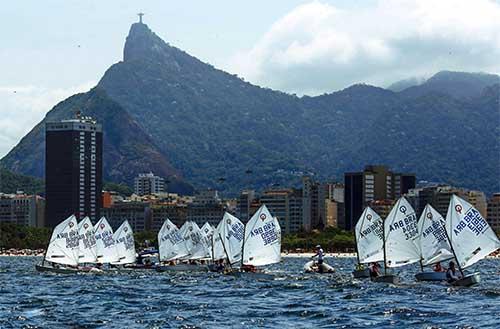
[0,256,499,328]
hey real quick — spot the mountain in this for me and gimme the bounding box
[0,167,44,195]
[1,87,193,194]
[2,22,499,195]
[387,77,425,92]
[399,71,499,99]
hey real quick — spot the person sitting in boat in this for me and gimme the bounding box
[241,264,257,273]
[433,261,445,272]
[446,261,462,283]
[215,259,225,272]
[369,262,381,278]
[311,245,324,265]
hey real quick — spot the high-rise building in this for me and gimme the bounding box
[487,193,500,233]
[236,190,255,223]
[302,177,344,231]
[134,172,165,196]
[344,165,415,230]
[45,116,102,227]
[260,188,303,234]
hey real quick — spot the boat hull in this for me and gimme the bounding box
[352,268,370,278]
[372,274,399,284]
[303,260,335,273]
[415,271,447,281]
[35,264,78,274]
[156,264,209,272]
[452,272,481,287]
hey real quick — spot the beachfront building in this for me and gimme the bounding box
[487,193,500,233]
[0,193,45,227]
[134,172,165,196]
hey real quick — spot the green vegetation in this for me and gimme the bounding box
[0,223,51,250]
[103,181,134,196]
[134,230,157,249]
[282,227,355,252]
[0,168,44,195]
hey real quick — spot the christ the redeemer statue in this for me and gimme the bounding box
[138,13,144,23]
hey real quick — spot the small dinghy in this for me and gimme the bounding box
[372,274,399,284]
[36,215,81,274]
[353,207,384,278]
[415,271,447,281]
[352,268,370,278]
[443,195,500,287]
[156,263,209,272]
[452,272,481,287]
[376,197,421,284]
[303,260,334,273]
[415,205,454,281]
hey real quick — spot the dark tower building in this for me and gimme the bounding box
[45,116,103,227]
[344,165,415,231]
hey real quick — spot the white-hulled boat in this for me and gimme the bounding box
[352,207,384,278]
[209,212,245,272]
[415,204,453,281]
[374,197,420,284]
[444,195,500,287]
[231,205,281,280]
[112,220,137,267]
[36,215,80,273]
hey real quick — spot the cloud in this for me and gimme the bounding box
[229,0,500,95]
[0,82,95,157]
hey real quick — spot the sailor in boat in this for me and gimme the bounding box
[433,261,445,272]
[446,261,462,283]
[215,259,225,272]
[241,264,257,273]
[312,245,324,265]
[369,262,381,279]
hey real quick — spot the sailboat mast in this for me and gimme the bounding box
[240,223,247,267]
[353,227,361,266]
[442,219,464,277]
[218,232,232,269]
[382,216,387,276]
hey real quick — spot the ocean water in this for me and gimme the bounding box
[0,256,499,328]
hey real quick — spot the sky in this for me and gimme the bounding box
[1,0,499,157]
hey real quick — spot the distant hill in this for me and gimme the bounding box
[2,22,499,195]
[399,71,499,99]
[387,77,425,92]
[0,167,44,195]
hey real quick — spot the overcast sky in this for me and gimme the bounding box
[1,0,499,157]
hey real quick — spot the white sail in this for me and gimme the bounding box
[417,204,454,266]
[445,195,500,269]
[77,217,97,263]
[384,197,420,268]
[179,221,209,260]
[158,219,189,262]
[113,220,136,265]
[212,221,226,261]
[45,215,80,266]
[94,217,119,264]
[200,222,214,259]
[243,205,281,266]
[355,207,384,264]
[218,212,245,264]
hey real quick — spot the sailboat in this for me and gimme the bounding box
[200,222,215,261]
[77,217,98,269]
[94,216,120,265]
[112,220,137,267]
[415,204,454,281]
[230,205,281,279]
[352,207,384,278]
[172,221,210,272]
[374,197,420,284]
[156,219,194,272]
[35,215,80,273]
[214,212,244,271]
[443,195,500,286]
